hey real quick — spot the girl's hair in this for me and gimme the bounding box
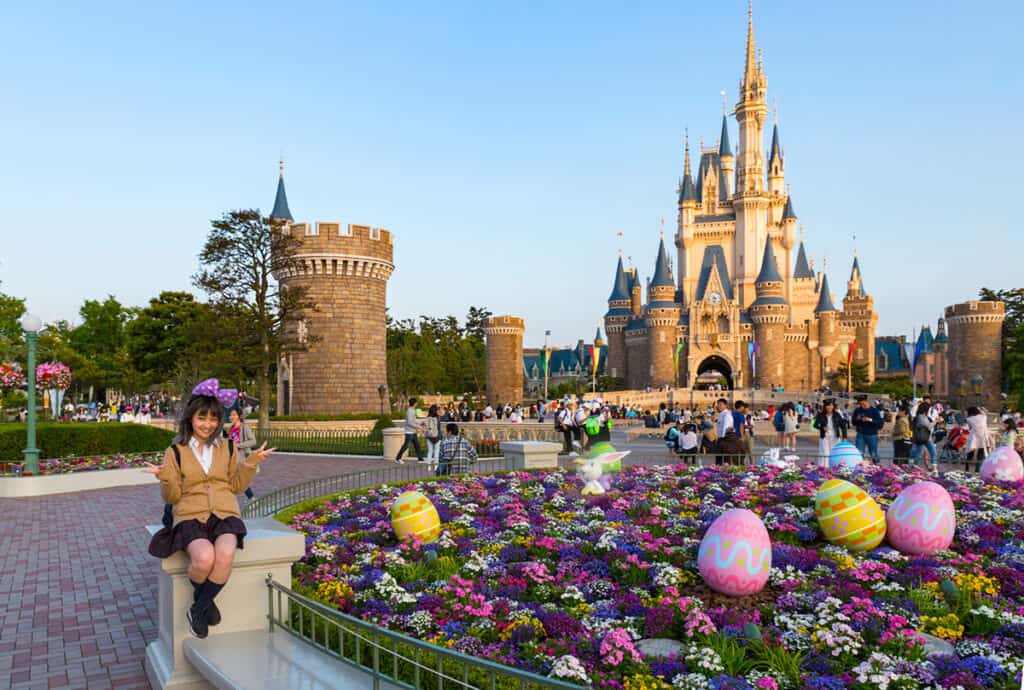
[175,394,225,444]
[1004,418,1017,430]
[428,404,438,416]
[966,406,981,417]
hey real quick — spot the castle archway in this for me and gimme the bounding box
[695,355,733,390]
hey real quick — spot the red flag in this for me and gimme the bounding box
[847,343,856,366]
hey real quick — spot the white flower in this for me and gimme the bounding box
[549,655,590,684]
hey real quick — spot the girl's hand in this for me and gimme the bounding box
[248,442,277,465]
[141,462,162,476]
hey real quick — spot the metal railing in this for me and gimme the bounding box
[242,455,513,519]
[266,576,583,690]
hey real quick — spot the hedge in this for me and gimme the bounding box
[0,423,174,462]
[270,413,389,422]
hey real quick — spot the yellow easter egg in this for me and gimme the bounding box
[814,479,886,552]
[390,491,441,544]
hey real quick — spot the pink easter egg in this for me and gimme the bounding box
[886,481,956,555]
[980,447,1024,483]
[697,508,771,596]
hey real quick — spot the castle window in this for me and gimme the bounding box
[370,227,381,240]
[339,224,353,237]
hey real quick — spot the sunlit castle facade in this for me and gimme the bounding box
[604,6,877,391]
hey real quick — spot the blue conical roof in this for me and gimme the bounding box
[782,195,797,220]
[815,274,838,312]
[271,173,293,221]
[679,173,696,202]
[768,123,782,167]
[793,242,813,279]
[608,256,630,302]
[756,239,783,284]
[594,327,603,343]
[650,239,674,288]
[718,115,732,157]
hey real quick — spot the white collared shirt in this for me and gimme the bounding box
[188,436,220,475]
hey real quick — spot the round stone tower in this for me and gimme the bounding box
[271,166,394,414]
[750,239,788,389]
[484,315,524,405]
[604,256,632,381]
[814,273,839,386]
[646,238,682,387]
[945,300,1005,409]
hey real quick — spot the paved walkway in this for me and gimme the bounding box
[0,454,396,690]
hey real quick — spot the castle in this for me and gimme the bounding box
[269,164,394,414]
[604,7,878,393]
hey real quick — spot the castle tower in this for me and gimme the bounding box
[604,257,631,380]
[594,327,604,348]
[646,238,682,387]
[767,119,784,196]
[945,301,1006,409]
[628,268,643,316]
[719,114,734,197]
[841,254,878,383]
[815,273,839,386]
[750,239,787,388]
[484,315,525,405]
[272,164,394,414]
[732,4,770,307]
[677,135,698,304]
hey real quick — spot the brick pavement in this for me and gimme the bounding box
[0,454,397,690]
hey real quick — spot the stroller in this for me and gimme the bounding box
[938,425,969,464]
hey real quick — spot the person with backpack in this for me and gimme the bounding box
[664,419,682,452]
[557,401,577,455]
[772,405,786,447]
[782,403,799,451]
[910,401,938,473]
[143,379,275,639]
[424,405,441,471]
[891,405,912,464]
[583,404,603,450]
[814,399,848,467]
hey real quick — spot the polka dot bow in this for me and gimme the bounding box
[192,378,238,408]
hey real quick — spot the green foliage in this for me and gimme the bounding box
[386,307,490,403]
[980,286,1023,407]
[66,296,136,393]
[830,361,870,392]
[866,375,913,399]
[748,641,806,685]
[0,289,26,360]
[369,415,397,442]
[270,413,386,422]
[0,423,173,462]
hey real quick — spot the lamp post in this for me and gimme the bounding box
[377,385,386,416]
[970,374,984,408]
[20,313,42,474]
[957,379,967,411]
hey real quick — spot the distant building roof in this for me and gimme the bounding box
[751,295,787,306]
[875,338,911,373]
[916,326,934,354]
[625,318,647,332]
[695,151,730,204]
[694,213,737,224]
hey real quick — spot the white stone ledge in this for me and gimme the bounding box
[0,466,156,498]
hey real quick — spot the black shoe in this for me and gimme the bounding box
[205,601,221,627]
[187,603,209,638]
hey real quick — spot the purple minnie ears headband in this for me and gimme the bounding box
[192,378,238,408]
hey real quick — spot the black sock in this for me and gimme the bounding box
[195,579,225,613]
[190,579,204,603]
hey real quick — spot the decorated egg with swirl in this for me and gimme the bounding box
[886,481,955,555]
[980,446,1024,484]
[828,441,864,471]
[697,509,771,596]
[815,479,885,552]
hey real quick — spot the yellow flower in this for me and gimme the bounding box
[955,573,999,597]
[921,613,964,640]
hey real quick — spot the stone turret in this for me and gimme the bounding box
[272,164,394,414]
[767,121,784,196]
[815,273,839,384]
[841,254,877,383]
[750,239,787,388]
[646,238,681,387]
[718,114,734,197]
[484,316,525,405]
[945,301,1005,409]
[604,256,632,380]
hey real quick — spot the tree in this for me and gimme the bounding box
[980,287,1023,405]
[0,289,25,360]
[68,296,135,394]
[464,306,492,341]
[831,361,870,392]
[193,209,313,428]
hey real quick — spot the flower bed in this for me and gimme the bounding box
[285,464,1024,690]
[1,452,161,476]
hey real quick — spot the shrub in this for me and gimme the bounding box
[369,415,397,442]
[0,423,174,462]
[270,413,391,422]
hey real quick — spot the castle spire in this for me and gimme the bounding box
[755,238,783,285]
[815,274,837,312]
[743,0,757,90]
[608,255,630,302]
[650,237,674,288]
[793,241,813,279]
[270,159,294,221]
[679,132,696,203]
[718,114,732,158]
[768,121,782,167]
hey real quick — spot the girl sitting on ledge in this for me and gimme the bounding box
[144,379,275,639]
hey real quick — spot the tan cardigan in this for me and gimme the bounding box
[157,441,259,526]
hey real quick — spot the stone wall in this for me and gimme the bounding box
[648,326,677,387]
[484,315,524,405]
[946,300,1005,409]
[277,223,393,414]
[625,333,649,390]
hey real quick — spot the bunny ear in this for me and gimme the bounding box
[599,451,631,464]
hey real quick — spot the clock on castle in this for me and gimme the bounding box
[603,4,877,392]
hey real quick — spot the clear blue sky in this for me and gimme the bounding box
[2,1,1019,348]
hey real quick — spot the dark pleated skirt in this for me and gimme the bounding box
[148,514,247,559]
